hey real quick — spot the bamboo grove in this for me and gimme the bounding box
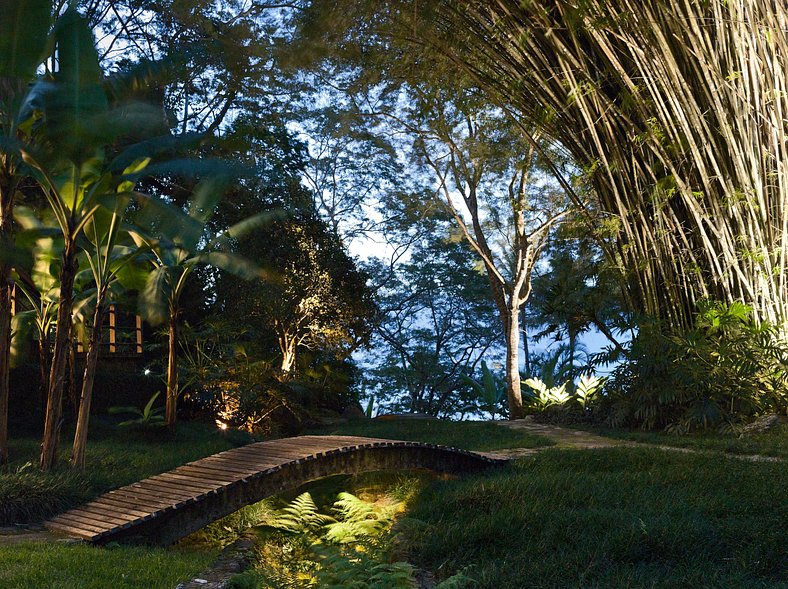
[426,0,788,331]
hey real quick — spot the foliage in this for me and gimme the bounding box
[366,209,501,417]
[227,489,416,589]
[108,391,166,427]
[602,301,788,432]
[462,361,506,419]
[522,374,604,413]
[401,447,787,588]
[525,237,629,369]
[425,0,788,330]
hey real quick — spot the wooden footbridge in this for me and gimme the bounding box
[45,435,505,545]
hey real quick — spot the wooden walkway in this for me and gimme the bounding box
[45,435,505,545]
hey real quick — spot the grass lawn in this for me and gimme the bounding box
[305,418,554,452]
[402,447,788,588]
[1,418,251,524]
[0,542,217,589]
[585,423,788,459]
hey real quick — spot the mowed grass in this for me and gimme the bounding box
[402,447,788,588]
[0,542,217,589]
[588,423,788,459]
[306,418,554,452]
[1,419,251,524]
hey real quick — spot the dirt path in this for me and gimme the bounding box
[484,419,782,463]
[0,525,60,546]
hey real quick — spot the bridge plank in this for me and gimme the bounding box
[46,520,99,540]
[132,480,211,500]
[72,503,144,524]
[49,513,114,534]
[174,464,252,481]
[148,473,226,493]
[90,497,163,519]
[107,487,187,508]
[161,470,238,487]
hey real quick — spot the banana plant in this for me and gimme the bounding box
[0,0,54,468]
[9,207,62,404]
[21,8,171,470]
[131,179,269,427]
[69,185,150,468]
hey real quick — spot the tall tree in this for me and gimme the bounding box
[425,0,788,330]
[367,206,500,416]
[293,3,574,418]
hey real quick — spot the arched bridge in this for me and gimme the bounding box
[45,435,506,545]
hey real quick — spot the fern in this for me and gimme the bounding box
[324,493,399,544]
[265,493,336,536]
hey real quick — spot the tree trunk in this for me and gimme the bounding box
[67,332,78,421]
[277,328,297,375]
[165,310,178,427]
[70,300,106,468]
[38,332,51,413]
[504,306,524,420]
[0,176,14,469]
[521,307,531,377]
[40,238,78,471]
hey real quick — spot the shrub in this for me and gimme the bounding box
[0,466,92,524]
[603,301,788,431]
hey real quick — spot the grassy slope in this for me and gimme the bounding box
[402,447,788,588]
[305,418,554,452]
[0,543,217,589]
[586,424,788,459]
[1,419,250,524]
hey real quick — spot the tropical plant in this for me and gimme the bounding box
[575,374,605,411]
[523,378,571,411]
[131,178,268,426]
[604,301,788,431]
[0,0,54,468]
[9,208,61,400]
[422,0,788,330]
[70,190,150,468]
[108,391,165,428]
[244,490,415,589]
[463,360,506,419]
